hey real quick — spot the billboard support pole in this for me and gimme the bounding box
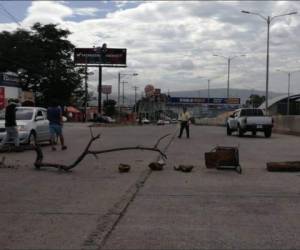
[98,66,102,114]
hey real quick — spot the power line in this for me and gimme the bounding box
[0,3,22,27]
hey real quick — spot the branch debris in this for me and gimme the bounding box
[34,130,169,172]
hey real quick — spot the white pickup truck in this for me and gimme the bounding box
[226,108,273,138]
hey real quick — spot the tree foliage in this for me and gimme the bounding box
[0,23,84,107]
[245,94,265,108]
[103,99,116,116]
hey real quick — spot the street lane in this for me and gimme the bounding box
[1,124,300,249]
[102,125,300,250]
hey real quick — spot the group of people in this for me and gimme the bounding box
[1,99,192,150]
[0,98,67,151]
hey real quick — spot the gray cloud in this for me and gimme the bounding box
[1,1,300,95]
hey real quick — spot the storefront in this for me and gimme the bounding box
[0,72,22,109]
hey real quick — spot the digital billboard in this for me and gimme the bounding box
[74,48,127,66]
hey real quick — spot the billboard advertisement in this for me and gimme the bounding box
[167,97,240,105]
[101,85,112,94]
[74,47,127,66]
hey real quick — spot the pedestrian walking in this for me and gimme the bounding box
[47,101,67,151]
[178,106,191,139]
[0,98,20,149]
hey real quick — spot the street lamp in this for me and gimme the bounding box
[276,69,300,115]
[213,54,246,99]
[117,72,138,121]
[241,10,297,113]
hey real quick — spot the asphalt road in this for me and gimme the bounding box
[0,123,300,250]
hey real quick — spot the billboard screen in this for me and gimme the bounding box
[74,48,127,66]
[168,97,240,105]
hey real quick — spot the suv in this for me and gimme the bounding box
[0,107,51,144]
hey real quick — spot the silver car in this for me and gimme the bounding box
[0,107,51,144]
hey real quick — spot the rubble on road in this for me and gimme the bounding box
[118,163,131,173]
[267,161,300,172]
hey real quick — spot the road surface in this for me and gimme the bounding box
[0,123,299,249]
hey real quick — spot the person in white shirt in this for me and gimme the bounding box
[178,106,191,138]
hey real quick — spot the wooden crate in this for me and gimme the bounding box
[205,146,239,168]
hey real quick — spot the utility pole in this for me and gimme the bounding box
[122,80,128,105]
[133,86,139,113]
[98,66,102,114]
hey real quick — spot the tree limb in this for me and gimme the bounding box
[34,131,169,172]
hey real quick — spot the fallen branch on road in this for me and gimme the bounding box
[34,128,169,172]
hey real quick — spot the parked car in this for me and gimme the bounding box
[92,115,115,123]
[0,107,51,145]
[226,108,273,138]
[157,120,165,125]
[141,118,150,124]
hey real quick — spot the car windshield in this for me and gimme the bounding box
[16,109,34,120]
[0,108,34,120]
[240,109,264,117]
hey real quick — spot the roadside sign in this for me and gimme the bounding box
[0,87,5,109]
[101,85,112,94]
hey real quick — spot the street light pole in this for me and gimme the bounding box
[118,72,121,118]
[241,10,297,114]
[122,80,128,105]
[227,58,230,98]
[208,79,210,100]
[276,69,300,115]
[213,54,245,99]
[117,72,138,122]
[266,16,270,114]
[288,72,290,115]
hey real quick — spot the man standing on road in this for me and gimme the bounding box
[0,98,20,149]
[47,101,67,151]
[178,106,191,139]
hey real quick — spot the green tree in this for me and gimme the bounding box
[245,94,265,108]
[103,99,116,116]
[0,23,84,107]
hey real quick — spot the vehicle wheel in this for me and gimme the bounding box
[27,131,36,145]
[264,128,272,138]
[238,125,243,137]
[227,125,232,136]
[252,131,257,136]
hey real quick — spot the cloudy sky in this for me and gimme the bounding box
[0,1,300,97]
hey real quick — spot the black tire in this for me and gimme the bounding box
[227,125,232,136]
[264,128,272,138]
[238,125,243,137]
[27,131,36,145]
[252,131,257,136]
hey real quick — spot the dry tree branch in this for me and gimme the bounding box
[153,133,171,149]
[34,130,169,172]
